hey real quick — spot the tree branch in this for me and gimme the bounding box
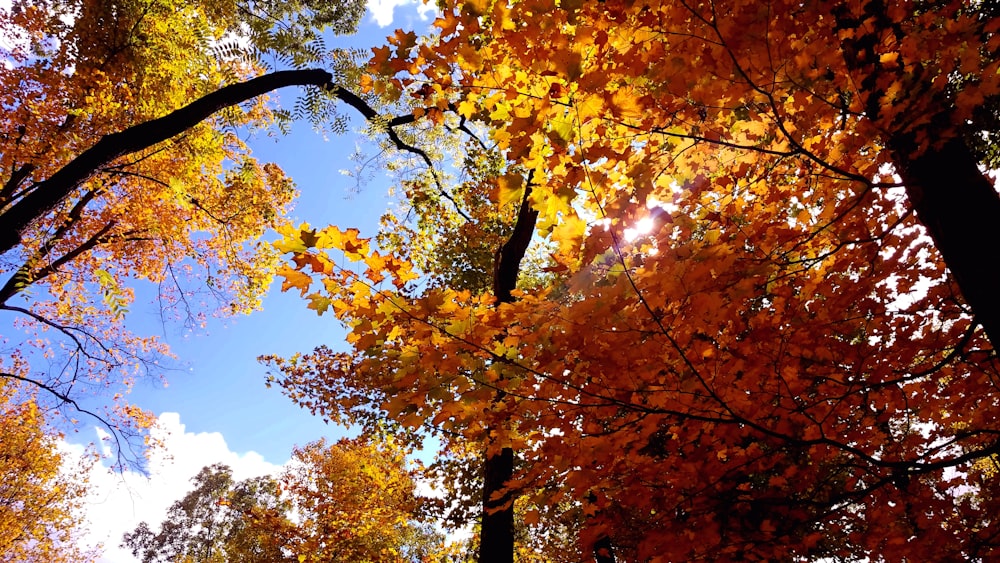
[0,69,336,255]
[0,69,466,255]
[0,371,125,466]
[333,88,472,222]
[492,171,538,303]
[1,163,36,207]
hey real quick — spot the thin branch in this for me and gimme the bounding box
[0,220,117,305]
[332,87,473,222]
[0,304,116,361]
[0,371,125,466]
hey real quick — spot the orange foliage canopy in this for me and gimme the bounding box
[270,0,1000,560]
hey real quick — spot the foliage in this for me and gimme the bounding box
[122,464,295,563]
[269,0,1000,561]
[285,436,445,562]
[123,435,445,563]
[0,0,375,461]
[0,380,96,562]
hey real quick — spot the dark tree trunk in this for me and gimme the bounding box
[479,182,538,563]
[832,2,1000,347]
[890,135,1000,345]
[480,446,516,563]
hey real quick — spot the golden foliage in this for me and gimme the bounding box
[0,381,95,562]
[0,0,296,454]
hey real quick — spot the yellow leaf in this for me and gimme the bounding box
[574,93,605,120]
[274,224,316,254]
[609,87,643,119]
[879,52,899,66]
[306,293,332,315]
[550,118,575,143]
[457,99,478,118]
[551,213,587,256]
[495,173,524,206]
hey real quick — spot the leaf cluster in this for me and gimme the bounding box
[269,0,1000,560]
[0,380,96,562]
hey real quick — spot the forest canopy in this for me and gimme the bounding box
[270,0,1000,561]
[3,0,1000,561]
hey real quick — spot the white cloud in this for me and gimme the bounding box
[65,413,285,563]
[416,1,437,21]
[366,0,438,27]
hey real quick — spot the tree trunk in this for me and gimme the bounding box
[480,446,515,563]
[891,135,1000,346]
[479,182,538,563]
[831,2,1000,347]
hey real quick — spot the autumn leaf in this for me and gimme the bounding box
[306,293,332,315]
[278,266,314,296]
[495,173,525,206]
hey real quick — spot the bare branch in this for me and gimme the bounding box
[0,371,128,467]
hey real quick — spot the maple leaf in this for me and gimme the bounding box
[494,173,525,206]
[306,293,332,315]
[278,266,313,296]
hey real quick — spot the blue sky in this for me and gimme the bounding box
[124,0,432,462]
[62,3,442,560]
[122,116,387,462]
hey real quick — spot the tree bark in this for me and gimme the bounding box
[480,182,538,563]
[890,136,1000,345]
[832,2,1000,347]
[480,445,515,563]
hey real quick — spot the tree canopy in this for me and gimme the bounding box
[0,0,396,460]
[268,0,1000,561]
[5,0,1000,560]
[122,436,444,563]
[0,380,95,562]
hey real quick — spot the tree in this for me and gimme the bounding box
[0,0,444,462]
[0,0,304,460]
[284,436,443,562]
[268,0,1000,561]
[122,464,296,563]
[123,436,444,563]
[0,380,96,562]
